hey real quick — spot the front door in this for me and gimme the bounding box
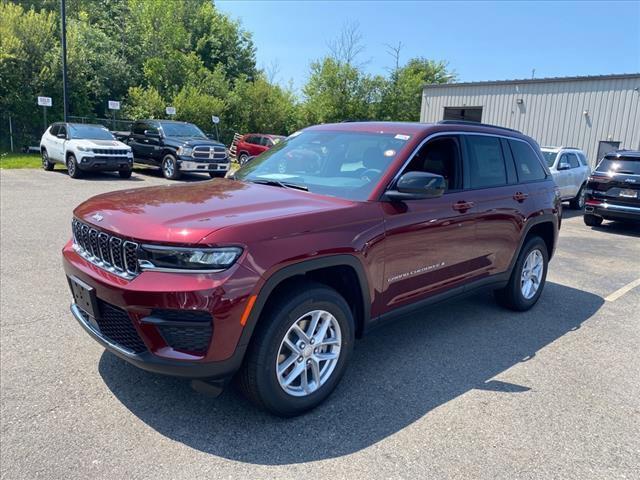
[381,136,481,312]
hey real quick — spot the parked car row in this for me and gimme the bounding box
[40,120,230,180]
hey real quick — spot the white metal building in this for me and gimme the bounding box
[420,74,640,166]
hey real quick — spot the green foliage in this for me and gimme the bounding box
[1,2,455,151]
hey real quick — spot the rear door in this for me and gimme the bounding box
[566,152,582,197]
[463,134,525,276]
[555,153,573,198]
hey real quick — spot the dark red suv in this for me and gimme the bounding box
[63,121,560,416]
[235,133,284,165]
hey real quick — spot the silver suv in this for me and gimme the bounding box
[541,147,591,209]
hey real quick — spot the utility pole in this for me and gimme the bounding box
[60,0,69,122]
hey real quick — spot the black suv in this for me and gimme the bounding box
[584,150,640,226]
[126,120,229,180]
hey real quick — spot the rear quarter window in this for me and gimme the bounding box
[509,140,547,182]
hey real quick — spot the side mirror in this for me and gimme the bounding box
[57,133,66,139]
[144,130,160,138]
[558,162,570,170]
[384,171,446,201]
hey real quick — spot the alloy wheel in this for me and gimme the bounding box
[276,309,342,397]
[163,157,174,177]
[520,249,544,299]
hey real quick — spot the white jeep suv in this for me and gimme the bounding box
[40,123,134,179]
[541,146,591,209]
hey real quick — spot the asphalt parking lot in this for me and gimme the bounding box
[1,168,639,479]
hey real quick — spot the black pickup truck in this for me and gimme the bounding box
[123,120,229,180]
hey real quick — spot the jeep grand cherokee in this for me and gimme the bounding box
[62,121,560,416]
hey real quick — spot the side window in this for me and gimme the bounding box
[568,153,580,169]
[464,135,507,189]
[132,123,145,135]
[246,135,257,145]
[58,125,67,138]
[404,136,462,191]
[49,125,59,136]
[260,136,272,147]
[578,152,588,166]
[509,140,547,182]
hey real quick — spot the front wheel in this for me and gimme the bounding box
[66,154,82,178]
[238,152,249,165]
[42,150,54,171]
[237,282,354,417]
[161,154,181,180]
[494,236,548,311]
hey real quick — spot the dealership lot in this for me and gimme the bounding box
[1,169,638,479]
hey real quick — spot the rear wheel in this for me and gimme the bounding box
[41,150,54,171]
[66,154,82,178]
[237,282,354,417]
[570,184,586,209]
[118,169,132,179]
[494,236,548,311]
[161,154,181,180]
[583,214,603,227]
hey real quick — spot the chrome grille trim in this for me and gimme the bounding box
[191,145,227,161]
[71,219,139,280]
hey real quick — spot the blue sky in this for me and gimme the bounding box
[217,0,640,90]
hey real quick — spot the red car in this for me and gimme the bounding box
[235,133,285,164]
[63,121,560,416]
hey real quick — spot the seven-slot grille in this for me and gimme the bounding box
[72,218,139,278]
[192,145,227,161]
[92,148,129,155]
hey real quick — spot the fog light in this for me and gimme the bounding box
[81,158,88,163]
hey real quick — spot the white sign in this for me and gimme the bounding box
[166,106,176,115]
[108,100,120,110]
[211,115,220,124]
[37,96,52,107]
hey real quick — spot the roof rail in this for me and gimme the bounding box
[437,120,521,134]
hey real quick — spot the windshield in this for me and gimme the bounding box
[541,151,558,167]
[595,158,640,175]
[160,122,206,138]
[233,130,409,201]
[68,125,115,140]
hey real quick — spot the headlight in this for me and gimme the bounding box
[138,245,242,272]
[77,146,92,152]
[176,146,193,156]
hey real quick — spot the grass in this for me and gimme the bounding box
[0,152,41,169]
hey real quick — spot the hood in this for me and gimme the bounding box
[163,136,225,148]
[73,179,353,244]
[74,139,130,149]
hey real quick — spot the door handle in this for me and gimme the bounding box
[452,201,475,212]
[513,192,529,202]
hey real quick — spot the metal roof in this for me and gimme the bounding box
[424,73,640,89]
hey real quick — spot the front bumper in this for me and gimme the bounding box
[62,241,260,380]
[78,155,133,171]
[177,158,229,173]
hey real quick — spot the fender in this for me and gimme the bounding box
[506,213,558,274]
[237,254,372,348]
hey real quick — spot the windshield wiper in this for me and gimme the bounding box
[249,179,308,191]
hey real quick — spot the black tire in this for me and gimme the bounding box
[66,154,82,178]
[237,282,355,417]
[118,169,132,179]
[238,152,249,165]
[569,184,586,209]
[209,171,226,178]
[161,154,181,180]
[494,236,548,311]
[41,150,54,171]
[583,214,603,227]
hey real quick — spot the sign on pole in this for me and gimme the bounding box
[211,115,220,124]
[38,96,52,131]
[166,106,176,116]
[108,100,120,110]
